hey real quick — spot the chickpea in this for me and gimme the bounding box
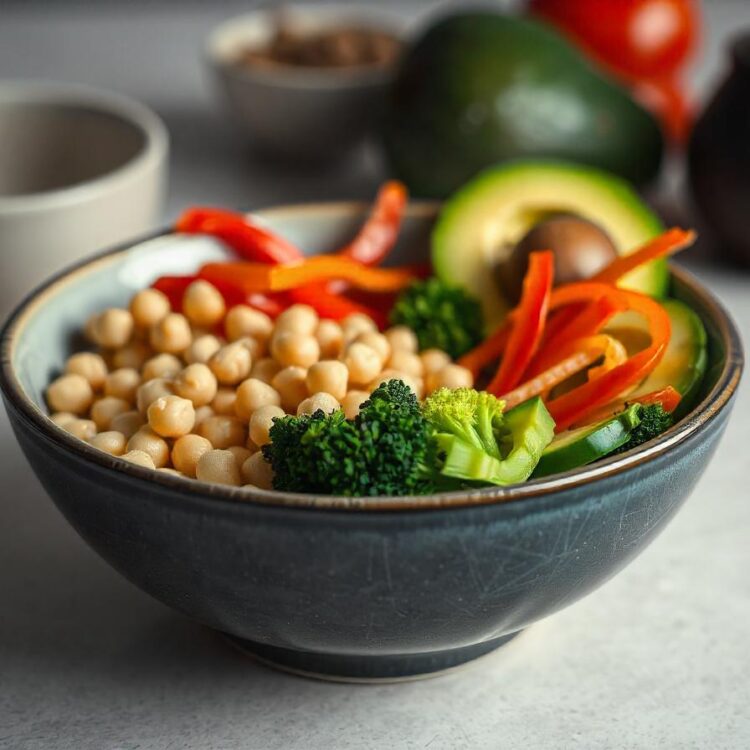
[354,331,390,365]
[65,352,108,390]
[241,452,274,490]
[142,353,182,382]
[275,304,318,335]
[172,434,212,478]
[182,280,226,327]
[196,449,242,487]
[341,390,369,420]
[240,336,266,361]
[136,378,174,414]
[235,378,281,420]
[47,373,94,415]
[89,431,127,456]
[385,325,418,353]
[194,405,214,427]
[147,395,196,438]
[149,313,192,354]
[249,404,286,447]
[197,415,247,450]
[228,446,252,467]
[421,348,451,375]
[342,313,377,342]
[91,396,131,431]
[344,343,382,386]
[270,331,320,369]
[225,305,273,343]
[306,360,348,401]
[271,367,308,412]
[109,410,145,440]
[387,350,424,378]
[184,334,222,365]
[173,363,218,407]
[370,369,423,399]
[50,412,76,429]
[209,341,252,385]
[104,368,141,403]
[297,392,340,416]
[87,308,134,349]
[316,319,344,359]
[121,450,156,470]
[130,288,170,329]
[126,427,170,468]
[211,388,237,416]
[250,357,281,385]
[426,364,474,393]
[112,340,151,370]
[63,419,97,441]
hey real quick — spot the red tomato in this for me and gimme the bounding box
[529,0,700,79]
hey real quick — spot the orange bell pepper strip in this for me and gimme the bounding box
[458,321,512,377]
[339,181,408,265]
[487,251,554,396]
[592,228,696,285]
[199,256,416,294]
[527,292,628,377]
[546,292,672,431]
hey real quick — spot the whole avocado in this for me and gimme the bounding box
[382,12,664,198]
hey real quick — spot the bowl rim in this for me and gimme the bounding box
[0,201,744,512]
[0,80,169,214]
[205,6,407,90]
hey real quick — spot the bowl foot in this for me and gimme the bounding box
[222,632,521,683]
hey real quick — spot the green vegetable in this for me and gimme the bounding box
[611,404,673,455]
[432,160,667,327]
[533,405,641,478]
[424,390,554,486]
[382,12,664,199]
[390,278,484,358]
[263,379,436,496]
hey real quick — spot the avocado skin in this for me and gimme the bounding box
[382,12,664,198]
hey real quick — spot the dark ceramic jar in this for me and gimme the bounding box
[689,33,750,267]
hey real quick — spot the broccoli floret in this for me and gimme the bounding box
[389,278,484,358]
[422,388,505,459]
[612,404,673,455]
[263,379,437,496]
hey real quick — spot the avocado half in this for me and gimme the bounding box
[432,160,667,326]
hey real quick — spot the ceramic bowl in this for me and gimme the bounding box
[206,6,405,160]
[0,203,743,682]
[0,81,168,318]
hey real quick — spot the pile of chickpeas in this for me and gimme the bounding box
[45,280,474,490]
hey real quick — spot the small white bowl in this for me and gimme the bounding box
[206,5,405,161]
[0,81,168,319]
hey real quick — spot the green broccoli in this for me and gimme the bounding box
[423,389,555,486]
[611,404,673,455]
[389,278,484,358]
[263,379,437,496]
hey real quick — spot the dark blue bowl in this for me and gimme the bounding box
[0,204,743,681]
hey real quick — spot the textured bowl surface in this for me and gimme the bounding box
[0,204,743,680]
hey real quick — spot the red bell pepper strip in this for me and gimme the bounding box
[290,284,388,329]
[546,292,672,431]
[339,181,408,265]
[176,207,247,233]
[592,228,696,286]
[486,251,554,396]
[574,385,682,427]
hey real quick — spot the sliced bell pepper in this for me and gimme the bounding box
[339,181,408,265]
[487,251,554,396]
[546,292,672,431]
[199,257,416,295]
[289,283,388,328]
[574,385,682,428]
[592,228,696,286]
[458,321,512,378]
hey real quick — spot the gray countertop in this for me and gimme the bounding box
[1,3,749,749]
